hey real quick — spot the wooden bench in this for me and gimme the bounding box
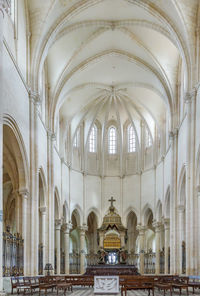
[172,276,189,295]
[121,277,154,296]
[188,276,200,294]
[39,276,56,295]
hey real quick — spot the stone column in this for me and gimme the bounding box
[169,129,178,274]
[184,89,196,274]
[178,205,185,274]
[0,0,9,292]
[55,219,61,274]
[12,190,20,233]
[19,189,29,275]
[164,219,170,274]
[153,222,161,274]
[40,206,46,273]
[137,225,146,274]
[79,225,88,274]
[63,223,72,274]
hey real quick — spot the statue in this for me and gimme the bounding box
[120,248,127,264]
[98,249,106,264]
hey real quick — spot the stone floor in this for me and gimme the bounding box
[5,287,200,296]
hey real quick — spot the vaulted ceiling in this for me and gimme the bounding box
[28,0,199,142]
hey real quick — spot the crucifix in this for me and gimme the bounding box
[108,196,116,208]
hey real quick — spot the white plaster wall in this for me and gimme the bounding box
[17,0,27,79]
[123,174,140,226]
[164,148,171,196]
[37,117,47,179]
[156,162,163,203]
[2,46,30,164]
[53,148,62,203]
[103,177,121,216]
[141,170,154,215]
[85,175,101,226]
[70,170,83,218]
[177,117,187,178]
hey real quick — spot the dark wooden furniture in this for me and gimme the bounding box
[155,282,172,296]
[188,276,200,294]
[121,277,154,296]
[172,276,189,295]
[85,264,139,276]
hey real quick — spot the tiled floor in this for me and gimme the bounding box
[6,287,200,296]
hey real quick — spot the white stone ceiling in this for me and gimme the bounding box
[28,0,199,141]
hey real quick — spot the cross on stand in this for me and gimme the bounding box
[108,196,116,208]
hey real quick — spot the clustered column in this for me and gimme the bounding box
[79,226,88,274]
[55,219,61,274]
[137,225,146,274]
[153,222,161,274]
[19,189,29,275]
[63,223,72,274]
[164,218,170,274]
[40,206,46,273]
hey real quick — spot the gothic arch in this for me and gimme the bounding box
[86,207,100,228]
[71,205,83,227]
[178,165,186,206]
[164,186,170,219]
[3,114,29,190]
[54,187,61,219]
[141,203,154,226]
[155,200,163,222]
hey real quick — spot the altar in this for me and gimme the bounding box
[85,264,139,276]
[97,197,128,265]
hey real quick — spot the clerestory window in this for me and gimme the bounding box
[145,127,152,148]
[108,126,117,154]
[128,124,136,152]
[89,125,97,152]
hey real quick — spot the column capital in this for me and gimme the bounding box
[62,222,73,233]
[18,188,29,199]
[136,225,147,234]
[152,221,162,232]
[184,88,197,104]
[55,219,62,230]
[28,90,41,106]
[47,129,56,141]
[163,218,170,230]
[177,204,185,213]
[39,206,47,214]
[0,0,10,17]
[169,128,178,142]
[79,225,88,234]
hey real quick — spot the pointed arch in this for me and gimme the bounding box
[71,204,83,226]
[141,203,154,226]
[54,187,61,219]
[3,114,29,189]
[155,200,162,222]
[86,207,100,228]
[164,186,170,219]
[38,167,47,207]
[178,165,186,206]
